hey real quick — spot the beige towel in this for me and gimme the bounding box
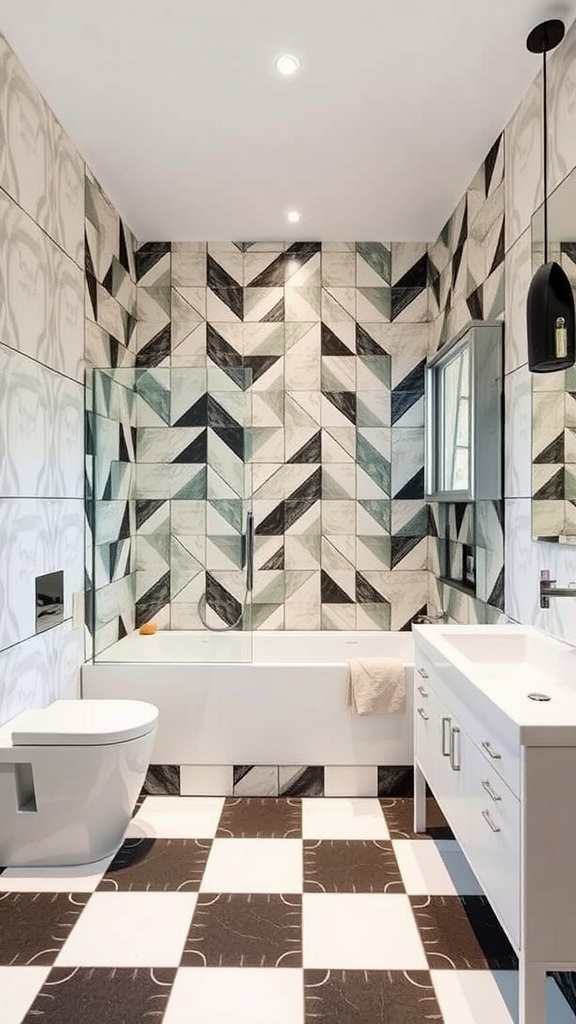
[347,658,406,715]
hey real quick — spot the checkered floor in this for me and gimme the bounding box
[1,796,575,1024]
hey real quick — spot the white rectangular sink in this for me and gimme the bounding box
[413,624,576,743]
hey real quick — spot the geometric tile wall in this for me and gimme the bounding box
[84,172,139,657]
[427,132,507,626]
[127,241,432,632]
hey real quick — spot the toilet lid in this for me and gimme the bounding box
[10,700,158,746]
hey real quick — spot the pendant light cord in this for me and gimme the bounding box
[543,41,549,263]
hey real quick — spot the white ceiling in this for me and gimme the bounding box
[1,0,576,241]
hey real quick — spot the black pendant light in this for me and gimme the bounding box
[526,19,575,372]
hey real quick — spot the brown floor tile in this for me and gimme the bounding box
[380,797,454,840]
[97,838,212,892]
[303,840,404,893]
[23,967,176,1023]
[304,969,441,1023]
[410,894,518,970]
[182,892,302,967]
[217,798,302,838]
[0,892,89,966]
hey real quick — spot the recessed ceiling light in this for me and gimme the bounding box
[286,210,301,224]
[275,54,300,76]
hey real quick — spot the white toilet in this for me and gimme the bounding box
[0,699,158,868]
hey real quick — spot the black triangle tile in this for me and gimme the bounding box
[207,324,243,369]
[119,425,131,463]
[394,468,424,500]
[118,617,128,640]
[467,285,483,321]
[109,336,121,369]
[395,253,428,290]
[136,499,167,530]
[244,354,281,384]
[261,546,284,570]
[207,395,242,430]
[86,272,98,321]
[391,286,425,321]
[488,567,505,610]
[356,571,388,604]
[119,503,131,541]
[119,222,131,272]
[287,467,322,505]
[103,262,114,296]
[85,232,96,279]
[534,468,564,500]
[323,391,356,424]
[102,470,113,501]
[322,323,352,356]
[206,573,242,628]
[484,134,502,197]
[286,241,321,255]
[248,254,286,287]
[457,195,468,248]
[356,323,387,356]
[288,431,322,464]
[451,244,465,290]
[256,501,285,536]
[534,433,564,464]
[135,571,171,627]
[136,325,171,367]
[391,533,424,567]
[400,604,428,631]
[135,243,170,282]
[172,430,207,464]
[263,297,285,322]
[321,570,353,603]
[175,394,209,427]
[284,497,318,531]
[213,426,244,460]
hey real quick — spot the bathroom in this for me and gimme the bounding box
[2,0,576,1021]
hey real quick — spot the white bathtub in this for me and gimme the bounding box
[82,630,414,779]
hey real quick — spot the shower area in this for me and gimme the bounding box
[89,364,255,664]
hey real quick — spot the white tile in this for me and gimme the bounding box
[323,767,378,797]
[302,798,389,840]
[0,857,112,893]
[201,839,302,893]
[0,967,51,1022]
[303,893,427,969]
[164,968,304,1024]
[504,366,531,499]
[180,766,233,796]
[393,840,483,896]
[55,891,197,967]
[505,76,543,252]
[127,796,225,839]
[504,229,531,374]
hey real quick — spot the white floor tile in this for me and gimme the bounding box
[0,857,113,893]
[164,968,304,1024]
[303,893,427,969]
[127,796,225,839]
[302,798,389,840]
[55,891,197,967]
[324,766,378,797]
[201,839,302,893]
[393,840,484,895]
[0,967,51,1024]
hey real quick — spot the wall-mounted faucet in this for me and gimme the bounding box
[539,569,576,608]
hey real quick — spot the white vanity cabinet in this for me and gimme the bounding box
[413,624,576,1024]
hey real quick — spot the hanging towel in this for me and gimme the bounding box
[347,658,406,716]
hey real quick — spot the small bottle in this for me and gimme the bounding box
[555,316,568,358]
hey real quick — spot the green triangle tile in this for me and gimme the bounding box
[173,466,207,499]
[356,242,391,283]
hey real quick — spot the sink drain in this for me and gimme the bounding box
[528,692,551,701]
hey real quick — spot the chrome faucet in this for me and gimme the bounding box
[539,569,576,608]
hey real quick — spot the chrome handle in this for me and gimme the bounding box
[482,740,501,760]
[417,707,429,721]
[417,685,428,698]
[449,725,461,771]
[482,809,501,833]
[481,779,501,802]
[417,667,429,679]
[441,716,451,757]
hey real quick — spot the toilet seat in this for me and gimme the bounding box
[9,700,158,746]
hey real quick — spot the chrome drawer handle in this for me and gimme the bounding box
[441,716,451,757]
[482,809,501,833]
[417,685,428,698]
[417,667,429,679]
[481,779,501,802]
[482,740,502,760]
[417,707,429,721]
[449,725,461,771]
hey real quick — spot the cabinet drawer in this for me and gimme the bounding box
[414,687,437,793]
[466,741,520,949]
[466,715,520,798]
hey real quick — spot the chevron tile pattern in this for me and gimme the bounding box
[93,241,431,632]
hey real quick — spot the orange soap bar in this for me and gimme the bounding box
[139,622,158,635]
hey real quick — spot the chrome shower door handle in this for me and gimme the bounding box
[245,511,255,593]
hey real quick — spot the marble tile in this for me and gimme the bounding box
[504,228,531,373]
[549,19,576,195]
[504,365,531,499]
[505,75,543,252]
[0,620,83,727]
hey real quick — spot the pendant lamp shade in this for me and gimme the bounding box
[527,261,575,371]
[526,19,576,372]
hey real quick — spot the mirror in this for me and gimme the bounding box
[531,166,576,541]
[426,321,502,502]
